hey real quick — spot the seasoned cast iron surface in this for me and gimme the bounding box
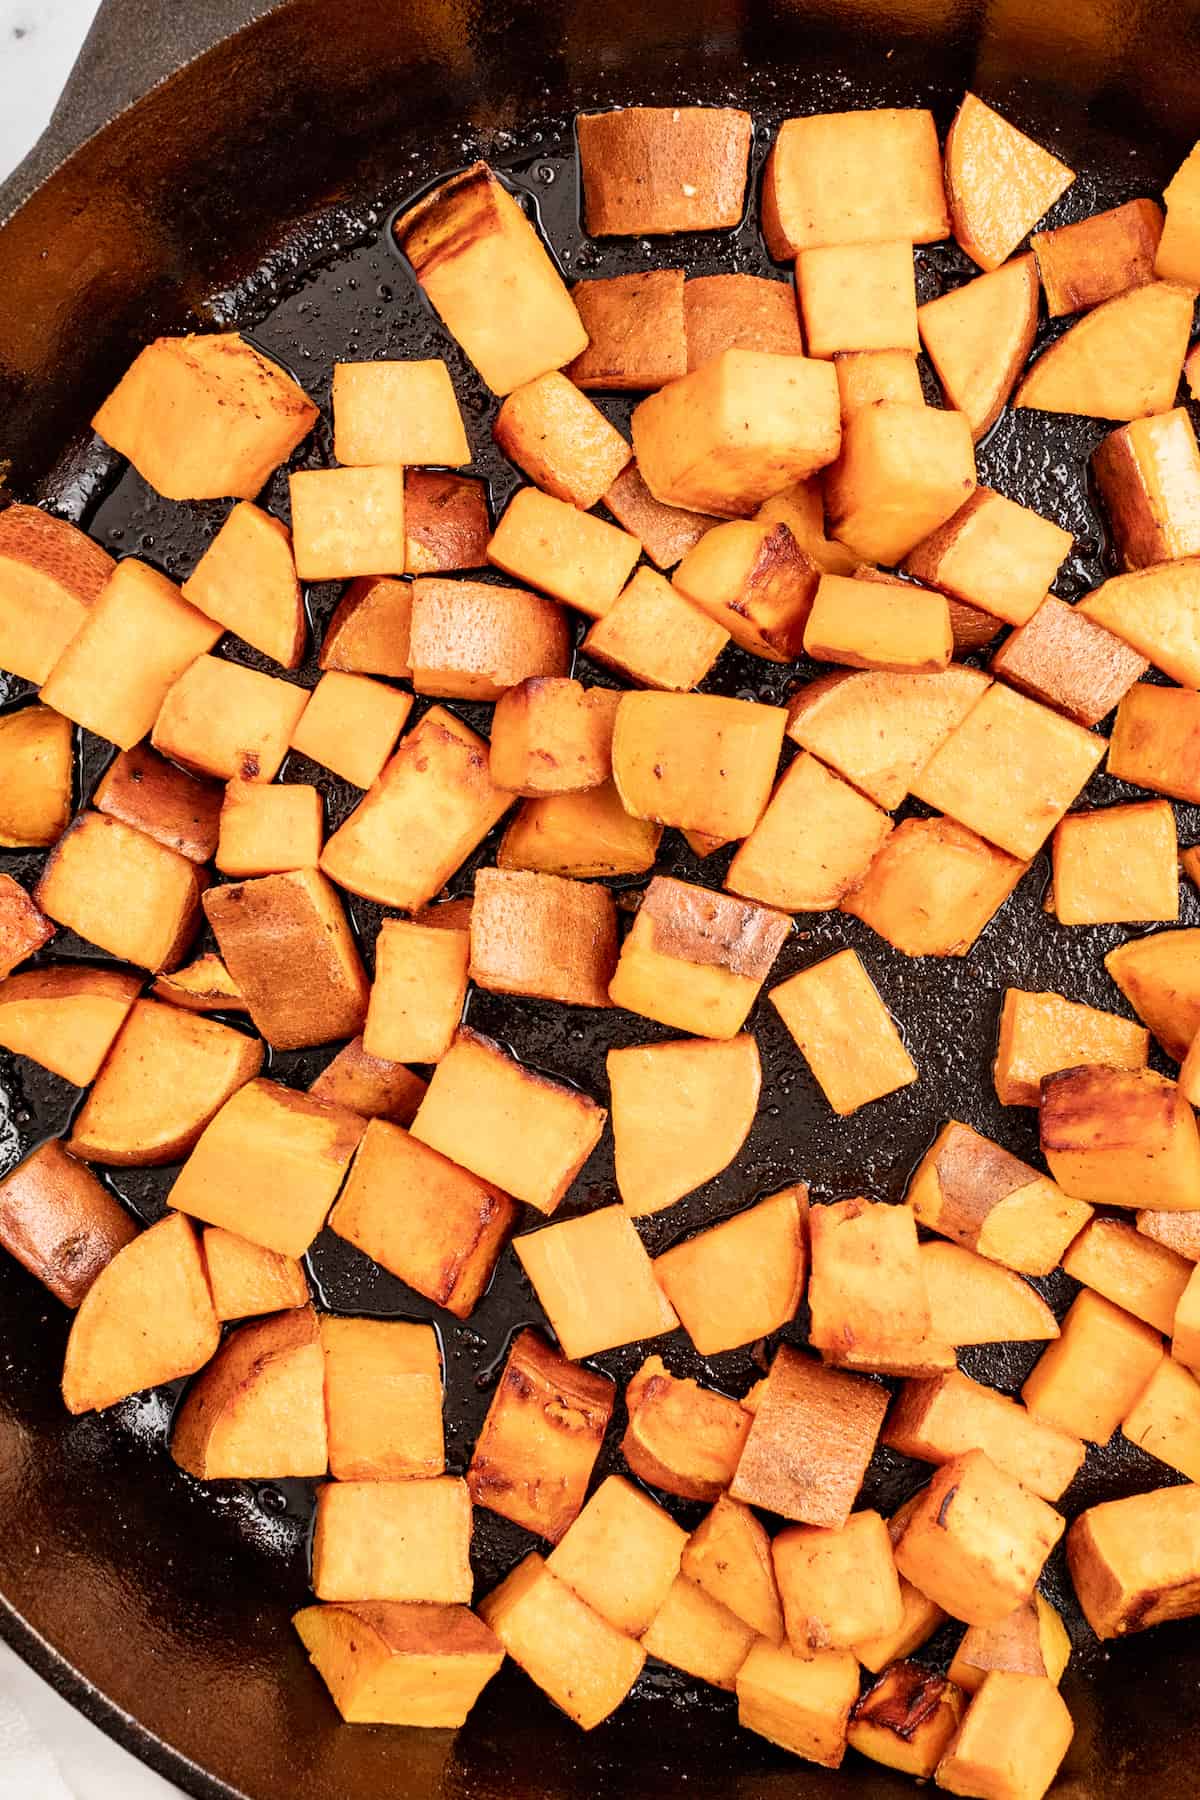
[2,37,1199,1800]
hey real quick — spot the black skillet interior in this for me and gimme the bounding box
[1,1,1200,1796]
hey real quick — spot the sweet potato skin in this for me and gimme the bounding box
[0,1140,137,1308]
[1032,198,1163,316]
[567,272,687,392]
[989,596,1147,727]
[577,107,752,235]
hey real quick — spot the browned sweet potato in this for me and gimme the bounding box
[364,919,468,1064]
[786,665,989,811]
[479,1554,643,1730]
[803,571,951,672]
[409,578,570,701]
[290,672,412,789]
[215,780,322,878]
[990,596,1147,726]
[0,876,55,979]
[1041,1063,1200,1210]
[489,678,618,795]
[332,358,469,467]
[673,518,819,662]
[1015,281,1193,419]
[834,350,923,418]
[1033,198,1163,316]
[653,1185,807,1356]
[172,1306,328,1479]
[313,1477,472,1604]
[761,109,947,257]
[797,241,918,357]
[731,1345,888,1528]
[622,1355,753,1501]
[994,988,1149,1107]
[498,782,662,879]
[487,487,640,619]
[727,750,892,913]
[936,1672,1073,1799]
[1104,926,1200,1058]
[0,1140,137,1307]
[470,868,617,1008]
[153,655,309,783]
[308,1036,426,1126]
[514,1205,678,1358]
[612,691,785,841]
[1050,800,1178,926]
[36,811,207,972]
[825,402,976,565]
[684,274,803,366]
[582,567,728,692]
[293,1601,502,1727]
[577,107,752,234]
[600,462,717,569]
[152,954,246,1016]
[1067,1483,1200,1639]
[947,1592,1070,1695]
[550,1474,687,1636]
[181,501,303,668]
[93,744,222,864]
[918,256,1039,440]
[494,373,630,510]
[566,271,687,392]
[319,577,412,678]
[202,1227,308,1322]
[770,949,917,1116]
[808,1197,929,1355]
[288,464,408,582]
[405,472,490,576]
[0,505,113,684]
[0,964,141,1084]
[0,704,72,849]
[321,1315,443,1482]
[849,1663,965,1780]
[1092,406,1200,568]
[1157,143,1200,285]
[842,815,1028,958]
[1022,1289,1162,1444]
[903,488,1072,629]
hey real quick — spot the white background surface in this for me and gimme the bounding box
[1,9,189,1797]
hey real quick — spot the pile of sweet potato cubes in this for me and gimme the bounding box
[2,88,1200,1799]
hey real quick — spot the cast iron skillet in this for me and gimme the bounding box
[2,2,1200,1796]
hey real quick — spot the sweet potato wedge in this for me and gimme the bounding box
[601,461,717,569]
[622,1356,753,1502]
[681,1494,783,1643]
[153,954,247,1016]
[319,576,412,678]
[202,1227,308,1322]
[293,1602,502,1728]
[394,162,587,394]
[331,358,469,467]
[770,949,917,1116]
[494,373,630,510]
[1033,198,1163,317]
[842,815,1028,958]
[576,106,752,235]
[726,750,892,913]
[944,94,1074,271]
[785,665,989,811]
[514,1205,678,1358]
[921,1241,1059,1344]
[1067,1483,1200,1639]
[479,1555,643,1731]
[917,255,1039,440]
[0,704,72,849]
[825,402,976,565]
[92,744,222,864]
[1041,1063,1200,1209]
[308,1036,426,1126]
[181,501,303,668]
[172,1305,328,1479]
[0,876,54,979]
[289,671,412,788]
[1155,141,1200,286]
[990,595,1147,727]
[0,505,113,684]
[61,1212,219,1414]
[0,1140,137,1308]
[35,811,207,972]
[611,691,785,840]
[1104,927,1200,1059]
[607,1033,760,1217]
[761,109,947,257]
[609,875,790,1039]
[0,964,141,1085]
[69,999,264,1167]
[731,1345,888,1528]
[497,781,661,878]
[582,566,729,691]
[911,1119,1090,1279]
[654,1184,807,1358]
[994,988,1149,1106]
[566,271,687,392]
[1015,281,1193,419]
[673,518,820,662]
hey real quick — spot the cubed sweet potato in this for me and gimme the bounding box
[757,481,859,575]
[331,358,470,466]
[990,595,1147,729]
[884,1368,1084,1501]
[829,401,976,565]
[1080,556,1200,688]
[918,255,1039,440]
[321,706,510,909]
[181,501,303,668]
[681,1495,783,1642]
[936,1671,1073,1800]
[601,461,717,570]
[394,162,587,395]
[405,471,489,576]
[1177,1265,1200,1366]
[172,1305,328,1479]
[948,1592,1070,1696]
[842,814,1028,958]
[611,691,785,840]
[494,372,630,509]
[289,671,412,788]
[1000,986,1151,1108]
[849,1663,966,1781]
[364,918,468,1064]
[566,270,687,392]
[944,93,1074,271]
[170,1078,365,1257]
[683,273,802,367]
[803,570,952,672]
[0,876,54,980]
[1068,1481,1200,1639]
[489,678,618,795]
[762,109,947,257]
[737,1640,860,1769]
[61,1211,219,1414]
[1104,926,1200,1060]
[911,683,1104,860]
[548,1474,685,1635]
[0,703,72,849]
[894,1450,1065,1625]
[673,518,820,662]
[0,964,140,1084]
[514,1206,678,1359]
[1021,1287,1162,1442]
[908,1119,1090,1276]
[215,780,322,877]
[487,487,640,618]
[834,348,924,418]
[726,750,892,913]
[653,1185,806,1357]
[1051,800,1178,926]
[1041,1064,1200,1209]
[921,1241,1060,1345]
[808,1197,929,1354]
[468,1330,613,1542]
[1139,1209,1200,1263]
[731,1345,888,1528]
[905,489,1072,630]
[632,349,841,519]
[308,1036,426,1126]
[328,1118,515,1318]
[856,1511,948,1672]
[1121,1349,1200,1479]
[68,997,263,1167]
[640,1573,757,1690]
[1033,196,1163,317]
[319,576,413,678]
[786,664,989,811]
[1015,281,1193,419]
[479,1555,644,1730]
[774,1509,902,1655]
[36,811,206,972]
[0,1140,137,1308]
[469,867,617,1008]
[289,466,407,582]
[797,240,919,357]
[583,566,728,691]
[622,1356,752,1501]
[770,949,917,1116]
[320,1316,443,1482]
[92,332,316,501]
[577,106,751,234]
[313,1477,472,1603]
[1093,406,1200,570]
[610,874,790,1039]
[1155,141,1200,285]
[0,505,113,684]
[498,781,661,878]
[39,558,221,751]
[153,654,308,783]
[92,744,222,863]
[293,1601,502,1728]
[204,867,368,1051]
[202,1226,308,1322]
[1108,684,1200,810]
[608,1033,760,1217]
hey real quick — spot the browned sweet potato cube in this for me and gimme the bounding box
[364,919,468,1065]
[36,812,205,972]
[681,1494,783,1642]
[549,1474,686,1635]
[994,989,1148,1107]
[332,358,468,467]
[727,750,892,913]
[921,256,1040,437]
[1093,405,1200,568]
[566,271,687,392]
[908,1120,1091,1277]
[936,1671,1073,1800]
[153,655,309,783]
[215,780,322,877]
[409,577,568,701]
[1040,1063,1200,1210]
[319,576,412,678]
[611,692,786,841]
[494,373,630,510]
[884,1368,1084,1502]
[479,1554,644,1730]
[621,1357,752,1501]
[487,487,640,618]
[1032,197,1164,316]
[893,1451,1065,1626]
[1051,799,1178,926]
[684,274,803,366]
[469,868,617,1008]
[1108,684,1200,805]
[825,402,975,566]
[498,782,661,879]
[515,1206,678,1358]
[808,1198,929,1354]
[1067,1483,1200,1639]
[1138,1210,1200,1262]
[289,672,412,789]
[204,867,368,1051]
[842,815,1028,958]
[467,1329,613,1542]
[313,1477,471,1604]
[1105,928,1200,1061]
[0,964,140,1084]
[170,1306,328,1479]
[762,109,947,257]
[0,877,55,979]
[903,488,1072,629]
[319,1315,443,1483]
[1021,1288,1162,1444]
[608,1034,760,1219]
[797,241,919,358]
[652,1186,807,1356]
[181,501,303,668]
[731,1345,888,1528]
[289,466,408,582]
[202,1227,308,1322]
[610,874,790,1039]
[0,1140,137,1308]
[601,462,718,569]
[947,1592,1070,1696]
[582,567,728,692]
[0,505,113,684]
[673,518,820,662]
[577,106,752,235]
[489,678,618,795]
[849,1664,965,1780]
[92,745,220,865]
[834,349,924,418]
[1077,556,1200,686]
[770,949,917,1116]
[0,703,72,850]
[786,665,988,811]
[803,571,951,673]
[640,1573,757,1690]
[990,595,1147,727]
[393,162,586,396]
[1120,1346,1200,1478]
[774,1509,903,1654]
[293,1600,502,1728]
[308,1037,426,1126]
[328,1118,515,1318]
[405,471,489,576]
[737,1641,860,1769]
[1016,281,1193,421]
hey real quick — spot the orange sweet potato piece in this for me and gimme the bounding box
[308,1036,426,1126]
[0,964,141,1084]
[364,919,468,1065]
[918,255,1039,439]
[0,1140,137,1308]
[786,665,989,811]
[1104,925,1200,1059]
[886,1369,1084,1503]
[842,815,1028,958]
[921,1241,1059,1344]
[312,1477,472,1605]
[36,811,207,972]
[469,868,617,1008]
[171,1305,328,1479]
[181,501,303,667]
[803,571,951,672]
[797,241,919,357]
[0,505,113,684]
[808,1197,929,1357]
[774,1508,904,1655]
[1040,1063,1200,1210]
[152,953,247,1016]
[1050,799,1178,926]
[849,1663,965,1780]
[611,691,785,840]
[319,577,412,678]
[489,678,618,795]
[726,750,892,913]
[994,988,1149,1107]
[903,488,1072,629]
[215,780,322,879]
[487,487,639,618]
[947,1592,1070,1696]
[577,107,752,234]
[1015,281,1193,420]
[622,1356,753,1501]
[93,744,222,864]
[498,781,661,878]
[546,1476,688,1638]
[1063,1215,1192,1334]
[566,271,687,392]
[288,464,408,583]
[404,472,490,576]
[673,518,819,662]
[770,949,917,1116]
[289,671,412,788]
[0,876,55,979]
[761,109,947,257]
[293,1601,502,1728]
[331,359,469,467]
[834,349,924,418]
[731,1345,888,1528]
[736,1640,860,1769]
[153,655,309,783]
[1033,198,1164,316]
[1092,406,1200,568]
[202,1227,308,1322]
[1155,142,1200,286]
[935,1671,1073,1798]
[479,1554,643,1730]
[1021,1288,1162,1444]
[514,1205,678,1358]
[607,1033,760,1216]
[0,703,72,850]
[320,1316,443,1482]
[1066,1483,1200,1639]
[600,461,718,568]
[944,94,1074,271]
[582,566,728,691]
[825,402,976,565]
[494,373,630,510]
[653,1185,807,1356]
[684,274,803,366]
[989,596,1147,727]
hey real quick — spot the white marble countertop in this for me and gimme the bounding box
[1,20,187,1800]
